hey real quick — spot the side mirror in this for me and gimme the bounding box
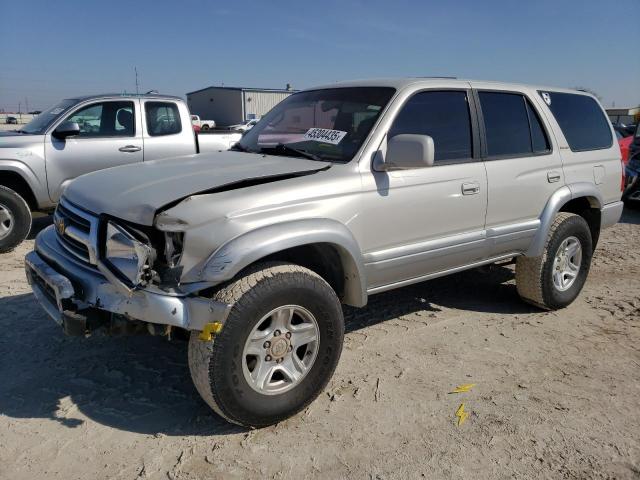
[53,121,80,139]
[379,134,435,171]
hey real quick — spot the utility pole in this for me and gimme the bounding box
[18,102,21,114]
[135,67,140,95]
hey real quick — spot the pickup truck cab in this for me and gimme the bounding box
[0,93,240,251]
[26,78,623,428]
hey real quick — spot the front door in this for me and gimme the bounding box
[44,99,143,202]
[360,89,488,290]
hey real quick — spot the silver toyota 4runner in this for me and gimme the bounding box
[26,78,624,427]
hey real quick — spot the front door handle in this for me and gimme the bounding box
[547,171,561,183]
[462,182,480,195]
[119,145,141,153]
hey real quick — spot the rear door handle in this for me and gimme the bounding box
[119,145,141,153]
[547,171,561,183]
[462,182,480,195]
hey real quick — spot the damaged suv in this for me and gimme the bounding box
[26,79,623,427]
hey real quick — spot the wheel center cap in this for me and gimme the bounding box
[270,338,289,358]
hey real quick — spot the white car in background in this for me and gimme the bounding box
[190,115,216,130]
[229,118,259,132]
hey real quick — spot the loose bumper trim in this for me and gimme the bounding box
[26,226,231,332]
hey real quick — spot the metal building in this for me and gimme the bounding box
[186,85,296,126]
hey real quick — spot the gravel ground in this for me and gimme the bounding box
[1,210,639,480]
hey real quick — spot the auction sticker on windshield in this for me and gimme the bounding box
[304,128,347,145]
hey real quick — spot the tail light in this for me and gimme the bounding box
[621,158,625,192]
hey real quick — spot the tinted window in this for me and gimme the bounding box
[66,101,134,137]
[526,100,550,153]
[541,91,612,151]
[146,102,181,136]
[389,91,472,162]
[479,92,531,156]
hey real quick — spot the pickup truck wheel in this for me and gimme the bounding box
[516,212,592,310]
[0,186,31,253]
[201,124,209,131]
[188,262,344,427]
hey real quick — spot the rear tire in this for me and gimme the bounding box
[188,262,344,427]
[0,186,32,253]
[516,212,593,310]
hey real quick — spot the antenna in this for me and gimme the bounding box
[135,67,140,95]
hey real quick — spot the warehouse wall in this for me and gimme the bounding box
[187,88,243,126]
[243,90,292,120]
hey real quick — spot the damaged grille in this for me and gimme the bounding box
[54,199,99,265]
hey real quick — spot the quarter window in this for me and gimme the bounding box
[146,102,182,136]
[389,91,473,163]
[65,101,135,137]
[540,91,612,151]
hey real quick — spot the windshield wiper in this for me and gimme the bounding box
[260,144,324,162]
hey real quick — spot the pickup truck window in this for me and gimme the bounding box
[237,87,395,162]
[540,91,612,152]
[146,102,182,136]
[388,91,473,163]
[66,101,135,137]
[479,92,549,157]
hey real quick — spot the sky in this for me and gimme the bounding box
[1,0,638,112]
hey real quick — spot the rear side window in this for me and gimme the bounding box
[389,91,473,163]
[479,92,550,157]
[540,91,612,151]
[145,102,182,136]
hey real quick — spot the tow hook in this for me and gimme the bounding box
[199,322,223,341]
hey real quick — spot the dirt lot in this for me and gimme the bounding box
[1,210,639,480]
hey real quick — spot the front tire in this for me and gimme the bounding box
[201,124,209,131]
[0,186,32,253]
[516,212,593,310]
[188,262,344,427]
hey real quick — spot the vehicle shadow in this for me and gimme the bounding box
[0,263,533,436]
[620,206,640,225]
[27,215,53,240]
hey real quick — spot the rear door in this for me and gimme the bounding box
[44,99,143,202]
[141,100,197,160]
[472,84,564,257]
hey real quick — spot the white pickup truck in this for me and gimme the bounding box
[0,93,241,251]
[190,115,216,130]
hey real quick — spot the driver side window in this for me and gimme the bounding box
[65,101,135,138]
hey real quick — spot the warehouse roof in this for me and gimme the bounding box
[186,86,297,95]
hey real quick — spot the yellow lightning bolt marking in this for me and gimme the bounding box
[455,403,469,426]
[198,322,223,341]
[450,383,476,394]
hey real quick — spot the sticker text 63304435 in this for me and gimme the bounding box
[303,128,347,145]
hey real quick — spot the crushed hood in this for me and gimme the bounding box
[63,151,330,225]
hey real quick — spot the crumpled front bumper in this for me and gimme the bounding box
[25,226,230,334]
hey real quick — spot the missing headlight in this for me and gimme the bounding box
[164,231,184,268]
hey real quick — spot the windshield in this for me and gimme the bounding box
[20,99,78,134]
[237,87,395,162]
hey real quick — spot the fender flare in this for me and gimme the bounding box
[199,218,368,307]
[526,183,603,257]
[0,159,48,208]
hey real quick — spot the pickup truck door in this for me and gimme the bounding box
[44,99,144,202]
[140,99,197,160]
[471,85,564,258]
[360,89,489,290]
